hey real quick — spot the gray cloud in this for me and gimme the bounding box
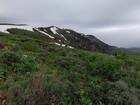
[0,0,140,47]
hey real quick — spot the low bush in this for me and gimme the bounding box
[0,51,21,66]
[13,62,38,73]
[93,59,122,81]
[0,68,7,80]
[20,41,39,52]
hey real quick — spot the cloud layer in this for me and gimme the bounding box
[0,0,140,47]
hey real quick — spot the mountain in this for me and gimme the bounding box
[0,24,119,54]
[34,26,92,50]
[125,47,140,54]
[86,35,118,53]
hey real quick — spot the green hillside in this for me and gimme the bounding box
[0,32,140,105]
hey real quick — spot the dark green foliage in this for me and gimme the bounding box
[20,41,39,52]
[93,59,122,81]
[130,75,140,88]
[0,51,21,66]
[0,68,7,80]
[13,62,38,73]
[116,53,127,60]
[106,81,132,105]
[54,56,85,71]
[0,41,6,48]
[135,62,140,70]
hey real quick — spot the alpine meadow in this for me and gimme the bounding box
[0,0,140,105]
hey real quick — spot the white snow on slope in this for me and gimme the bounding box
[54,42,74,49]
[60,34,67,41]
[0,25,33,33]
[50,27,67,41]
[54,42,61,46]
[54,42,66,47]
[61,44,66,47]
[67,46,74,49]
[81,33,87,37]
[50,27,58,34]
[34,28,55,39]
[66,31,70,33]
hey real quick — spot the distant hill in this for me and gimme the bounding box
[0,23,27,26]
[125,47,140,54]
[0,23,124,54]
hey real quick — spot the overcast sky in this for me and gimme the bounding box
[0,0,140,48]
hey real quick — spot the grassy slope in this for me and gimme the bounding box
[0,32,140,105]
[7,29,52,42]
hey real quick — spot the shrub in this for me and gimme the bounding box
[93,59,121,81]
[116,53,127,60]
[0,51,21,66]
[0,41,6,48]
[54,56,85,71]
[14,62,38,73]
[105,81,133,105]
[6,69,69,105]
[130,75,140,88]
[77,51,97,62]
[21,41,39,52]
[134,62,140,71]
[0,68,7,80]
[11,45,21,52]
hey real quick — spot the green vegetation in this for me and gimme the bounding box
[7,29,51,42]
[0,31,140,105]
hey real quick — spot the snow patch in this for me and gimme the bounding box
[60,34,67,41]
[81,33,87,37]
[54,42,74,49]
[50,27,58,34]
[43,29,47,32]
[34,28,54,39]
[54,43,66,47]
[50,27,67,41]
[0,25,33,33]
[66,31,70,33]
[67,46,74,49]
[54,42,61,46]
[61,44,66,47]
